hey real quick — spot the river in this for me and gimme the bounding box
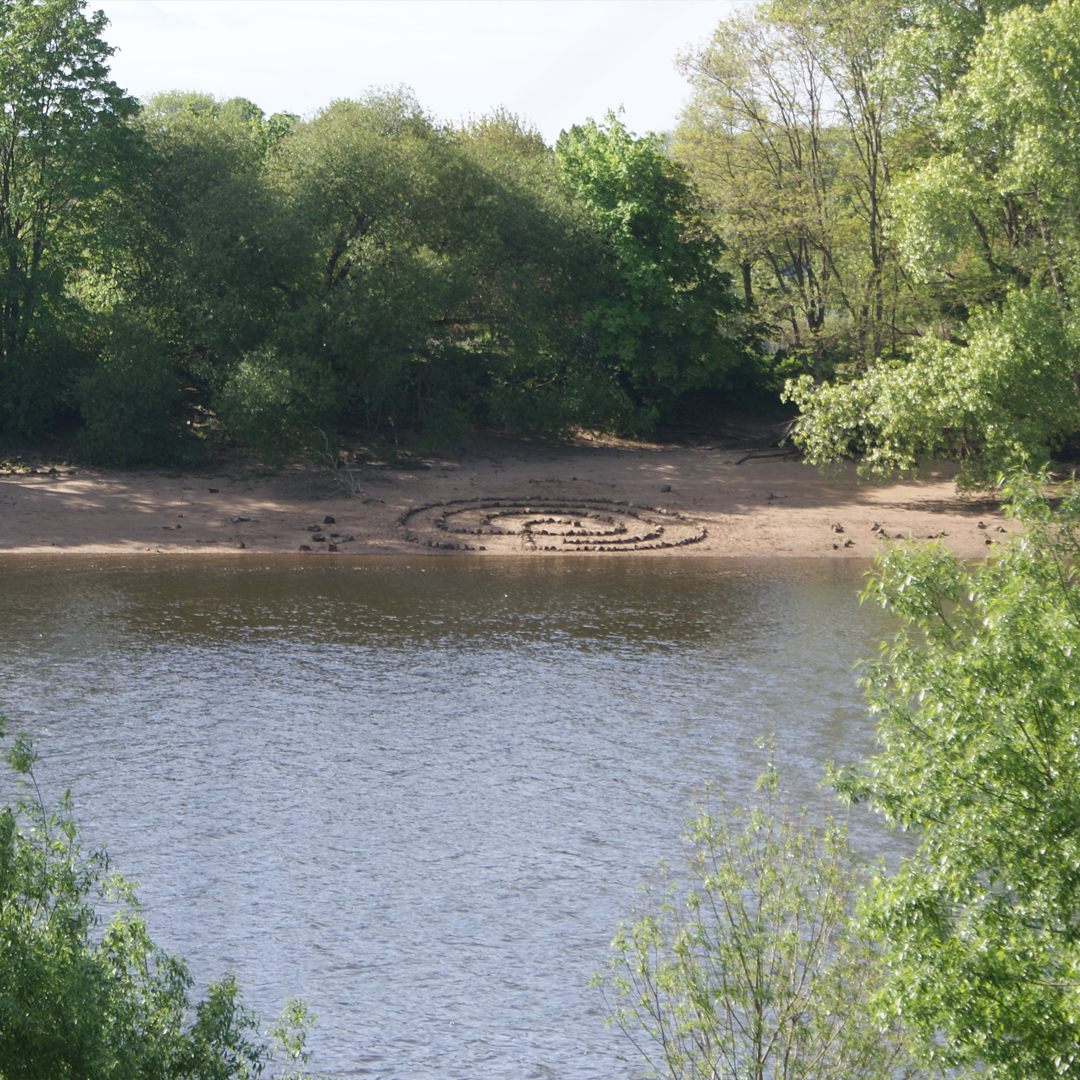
[0,555,898,1078]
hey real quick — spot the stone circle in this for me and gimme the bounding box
[398,496,706,553]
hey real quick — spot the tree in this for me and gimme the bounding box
[597,761,922,1080]
[675,0,905,380]
[0,719,317,1080]
[556,113,742,432]
[86,91,311,464]
[837,475,1080,1078]
[0,0,138,437]
[272,93,626,450]
[786,0,1080,487]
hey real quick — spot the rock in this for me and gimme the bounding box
[312,535,326,542]
[208,488,219,493]
[978,521,987,529]
[236,542,245,549]
[833,523,844,533]
[661,484,672,492]
[346,535,355,541]
[870,522,881,531]
[232,516,250,523]
[327,544,338,552]
[306,525,320,532]
[299,544,311,551]
[323,515,336,525]
[843,538,854,547]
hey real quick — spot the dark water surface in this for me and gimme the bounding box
[0,555,897,1079]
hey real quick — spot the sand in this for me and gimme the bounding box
[0,434,1009,559]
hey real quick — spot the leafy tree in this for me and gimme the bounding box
[786,288,1080,489]
[837,475,1080,1078]
[598,761,922,1080]
[787,0,1080,486]
[556,113,742,432]
[451,110,614,437]
[0,719,317,1080]
[124,92,306,372]
[274,91,480,447]
[274,94,621,449]
[675,0,907,380]
[0,0,138,437]
[91,91,312,461]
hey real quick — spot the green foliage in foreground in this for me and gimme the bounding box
[606,478,1080,1080]
[596,760,922,1080]
[0,723,316,1080]
[836,476,1080,1079]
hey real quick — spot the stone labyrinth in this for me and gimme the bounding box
[399,497,706,553]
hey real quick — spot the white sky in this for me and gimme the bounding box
[94,1,747,143]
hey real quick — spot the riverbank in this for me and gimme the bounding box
[0,434,1008,558]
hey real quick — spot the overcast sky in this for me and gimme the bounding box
[94,0,746,143]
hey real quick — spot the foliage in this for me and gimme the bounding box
[0,0,138,437]
[275,94,621,448]
[75,322,199,467]
[788,0,1080,485]
[785,288,1080,488]
[0,718,320,1080]
[675,0,906,379]
[836,475,1080,1079]
[214,347,334,463]
[598,761,921,1080]
[556,113,742,432]
[113,92,310,423]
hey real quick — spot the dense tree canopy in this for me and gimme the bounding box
[0,3,756,463]
[0,0,137,438]
[556,114,740,431]
[3,0,1080,479]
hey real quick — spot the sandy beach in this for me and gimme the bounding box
[0,434,1009,559]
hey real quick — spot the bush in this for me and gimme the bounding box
[597,759,922,1080]
[215,348,335,463]
[0,719,317,1080]
[76,332,195,467]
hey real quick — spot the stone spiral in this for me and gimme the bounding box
[398,497,706,553]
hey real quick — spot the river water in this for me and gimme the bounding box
[0,555,898,1079]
